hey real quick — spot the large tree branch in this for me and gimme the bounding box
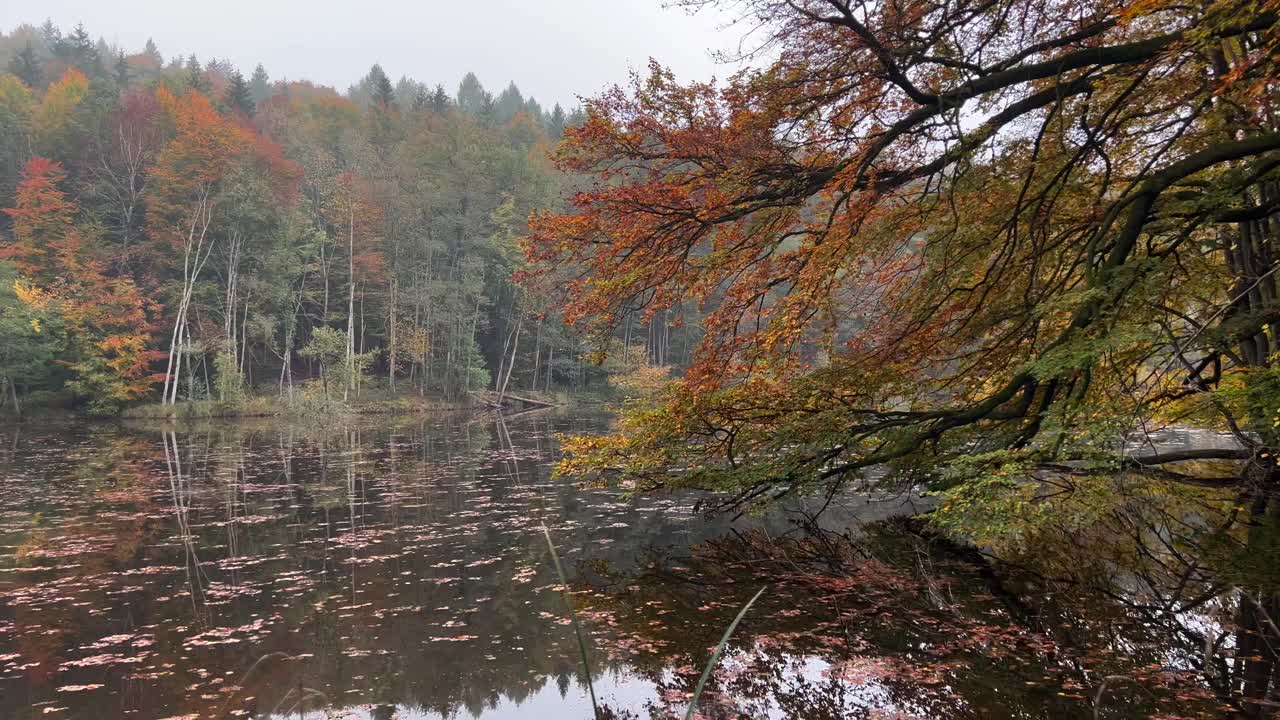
[853,13,1276,185]
[1126,448,1251,466]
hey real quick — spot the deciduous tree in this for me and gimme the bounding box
[1,157,160,413]
[149,86,246,404]
[1,156,76,280]
[526,0,1280,708]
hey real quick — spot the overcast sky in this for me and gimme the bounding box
[13,0,743,108]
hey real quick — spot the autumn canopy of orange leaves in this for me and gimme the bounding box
[525,0,1280,500]
[2,75,301,406]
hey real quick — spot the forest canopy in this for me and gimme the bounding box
[0,20,606,414]
[524,0,1280,507]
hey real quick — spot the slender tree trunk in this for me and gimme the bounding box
[623,315,632,367]
[241,297,251,387]
[346,207,355,402]
[464,296,481,393]
[321,243,330,323]
[388,273,397,393]
[496,313,522,405]
[278,345,288,397]
[224,228,242,360]
[164,190,214,406]
[164,308,182,404]
[186,332,197,402]
[530,320,542,391]
[169,315,187,405]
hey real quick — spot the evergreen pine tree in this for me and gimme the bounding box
[114,51,130,87]
[63,24,101,73]
[225,70,254,116]
[394,76,419,109]
[412,85,430,112]
[186,54,209,93]
[368,64,395,109]
[249,63,270,104]
[143,38,162,65]
[8,44,41,88]
[548,103,566,139]
[95,38,113,68]
[494,82,524,123]
[430,84,450,113]
[524,97,543,124]
[39,20,60,47]
[456,72,488,115]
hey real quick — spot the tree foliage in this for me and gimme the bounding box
[224,70,254,117]
[0,22,594,413]
[525,5,1280,708]
[528,0,1280,503]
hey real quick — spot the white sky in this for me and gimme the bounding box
[12,0,744,108]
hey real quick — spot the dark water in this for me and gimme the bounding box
[0,411,1227,719]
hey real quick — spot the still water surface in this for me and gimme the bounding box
[0,411,1220,719]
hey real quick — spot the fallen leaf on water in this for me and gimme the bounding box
[55,684,103,692]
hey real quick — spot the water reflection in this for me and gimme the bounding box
[0,412,822,719]
[0,413,1238,719]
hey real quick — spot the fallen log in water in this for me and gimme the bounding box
[471,390,557,410]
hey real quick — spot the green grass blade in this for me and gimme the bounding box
[542,525,600,720]
[684,585,767,720]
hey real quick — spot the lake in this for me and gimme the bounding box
[0,410,1229,719]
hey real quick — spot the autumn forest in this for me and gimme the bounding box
[4,1,1280,719]
[0,20,638,417]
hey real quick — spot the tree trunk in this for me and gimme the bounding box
[345,206,355,402]
[463,296,481,394]
[388,273,397,393]
[224,228,242,360]
[545,346,553,392]
[496,313,523,406]
[164,190,214,406]
[530,320,542,391]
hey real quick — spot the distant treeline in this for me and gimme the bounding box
[0,20,652,415]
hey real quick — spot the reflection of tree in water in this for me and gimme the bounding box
[581,520,1232,719]
[942,470,1280,719]
[0,414,669,719]
[3,417,1271,719]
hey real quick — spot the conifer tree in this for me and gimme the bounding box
[225,70,254,116]
[39,20,60,48]
[367,64,395,109]
[143,38,162,65]
[114,52,129,88]
[456,72,488,115]
[494,82,523,123]
[186,54,209,93]
[60,24,101,75]
[411,85,430,112]
[429,84,450,113]
[7,44,40,88]
[523,97,543,124]
[249,63,270,104]
[547,103,565,139]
